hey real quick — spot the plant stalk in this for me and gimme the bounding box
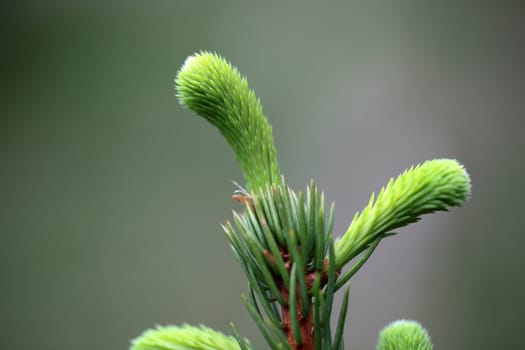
[279,282,315,350]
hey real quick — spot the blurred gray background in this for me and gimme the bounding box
[1,1,524,349]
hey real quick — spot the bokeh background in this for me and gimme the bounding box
[2,1,524,349]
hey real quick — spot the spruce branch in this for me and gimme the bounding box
[130,51,472,350]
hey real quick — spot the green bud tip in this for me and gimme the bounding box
[377,320,433,350]
[176,51,281,191]
[335,158,471,269]
[130,324,246,350]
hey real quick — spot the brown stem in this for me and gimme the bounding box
[279,282,315,350]
[267,253,337,350]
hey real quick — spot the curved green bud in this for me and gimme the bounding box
[130,324,250,350]
[377,320,433,350]
[335,159,471,269]
[176,51,281,191]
